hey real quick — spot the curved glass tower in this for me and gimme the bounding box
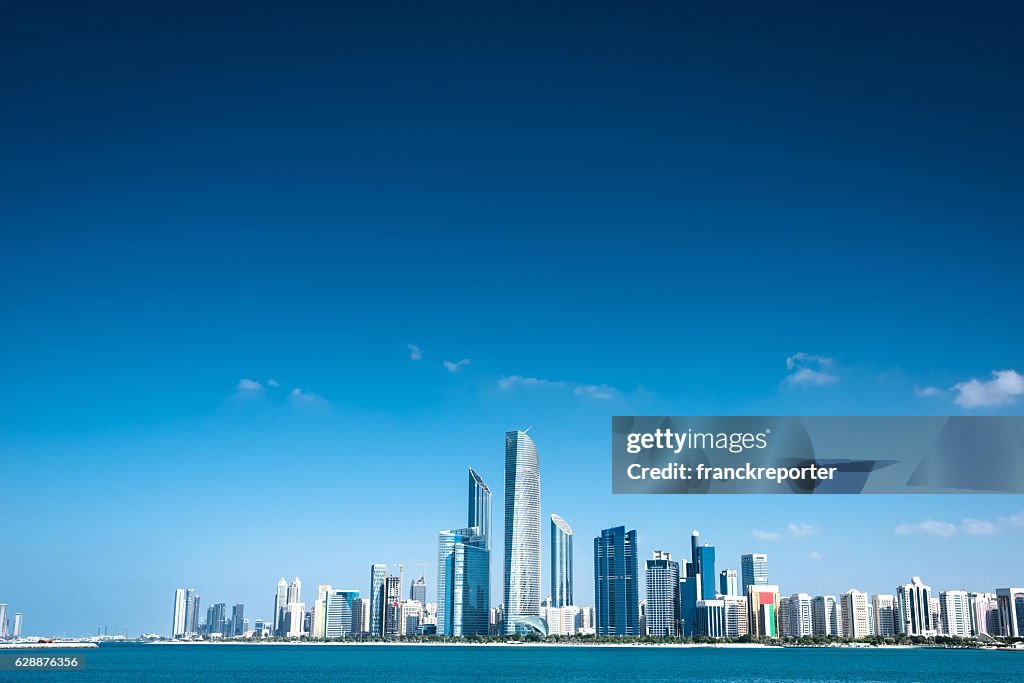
[503,429,541,634]
[468,467,492,550]
[550,513,573,607]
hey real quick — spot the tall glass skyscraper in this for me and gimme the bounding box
[437,527,490,636]
[741,553,768,595]
[696,544,716,601]
[594,526,639,636]
[550,514,574,608]
[324,590,359,638]
[645,551,680,636]
[468,467,492,550]
[503,429,541,634]
[369,564,387,637]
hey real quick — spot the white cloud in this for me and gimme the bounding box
[893,519,957,538]
[808,550,823,561]
[787,522,818,538]
[407,344,423,361]
[961,518,999,535]
[498,376,565,391]
[998,511,1024,528]
[573,384,616,400]
[267,378,279,388]
[952,369,1024,408]
[443,359,471,373]
[751,530,781,541]
[236,378,263,394]
[288,387,327,406]
[914,385,942,398]
[784,353,839,387]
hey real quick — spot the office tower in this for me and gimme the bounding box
[644,551,680,636]
[172,589,186,639]
[437,526,490,636]
[777,597,791,637]
[503,429,541,634]
[410,577,427,607]
[383,573,403,636]
[312,584,333,639]
[721,595,748,638]
[968,592,999,636]
[939,590,970,637]
[206,603,226,635]
[12,614,21,638]
[0,605,5,639]
[872,594,897,636]
[468,467,492,550]
[746,584,781,637]
[679,575,698,637]
[719,570,738,597]
[323,590,358,638]
[550,514,574,608]
[787,593,813,637]
[594,526,639,636]
[740,553,768,595]
[695,543,716,602]
[812,595,839,636]
[282,602,305,637]
[896,577,935,636]
[695,600,725,638]
[370,564,387,636]
[841,590,872,639]
[352,598,371,635]
[288,577,302,606]
[996,588,1024,638]
[274,578,288,636]
[231,604,245,637]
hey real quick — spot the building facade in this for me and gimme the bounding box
[594,526,639,636]
[550,513,574,608]
[503,430,541,634]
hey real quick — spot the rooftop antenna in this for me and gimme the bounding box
[523,425,533,434]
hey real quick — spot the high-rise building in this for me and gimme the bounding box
[207,603,227,636]
[282,602,305,637]
[996,588,1024,638]
[352,597,371,635]
[740,553,768,595]
[550,514,574,608]
[324,590,359,638]
[503,429,541,634]
[273,578,288,636]
[402,600,423,636]
[929,597,941,634]
[812,595,839,636]
[679,574,698,637]
[0,605,6,639]
[287,577,302,606]
[719,570,738,597]
[872,594,897,637]
[747,584,780,637]
[721,595,749,638]
[437,526,490,636]
[410,577,427,607]
[231,604,245,637]
[311,585,333,639]
[940,590,970,637]
[594,526,639,636]
[644,551,680,636]
[787,593,813,637]
[695,543,716,602]
[695,600,725,638]
[383,574,403,636]
[11,614,22,638]
[172,589,187,639]
[183,589,200,637]
[968,592,999,636]
[541,605,581,636]
[369,564,387,637]
[896,577,935,636]
[468,467,492,550]
[841,589,872,639]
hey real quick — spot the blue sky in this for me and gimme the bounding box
[1,1,1022,636]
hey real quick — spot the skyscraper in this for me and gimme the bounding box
[896,576,935,636]
[503,429,541,634]
[996,587,1024,638]
[746,584,780,637]
[383,573,403,636]
[324,590,359,638]
[841,589,872,639]
[644,551,680,636]
[968,592,999,636]
[273,578,288,636]
[787,593,813,637]
[594,526,639,636]
[410,576,427,606]
[0,605,6,639]
[231,604,245,637]
[11,614,21,639]
[695,544,716,601]
[719,569,738,597]
[468,467,492,550]
[352,597,371,635]
[369,564,387,637]
[287,577,302,606]
[872,594,897,636]
[172,589,186,639]
[550,513,574,608]
[437,526,490,636]
[812,595,839,636]
[184,589,201,637]
[741,553,768,594]
[940,590,970,637]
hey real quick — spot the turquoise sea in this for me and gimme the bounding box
[2,644,1023,682]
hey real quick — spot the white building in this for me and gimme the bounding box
[719,569,739,597]
[969,592,998,636]
[721,595,748,638]
[283,603,306,637]
[841,590,872,640]
[787,593,813,637]
[12,614,22,638]
[542,606,582,636]
[940,590,971,637]
[172,588,187,639]
[896,577,936,636]
[312,584,332,639]
[812,595,840,637]
[645,551,680,636]
[871,594,897,637]
[402,600,423,636]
